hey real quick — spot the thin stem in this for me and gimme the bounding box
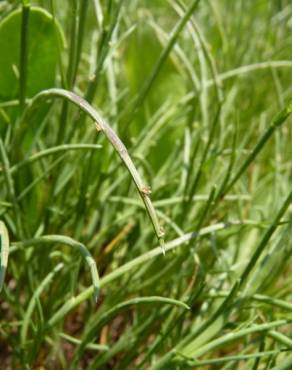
[85,0,125,103]
[66,0,78,88]
[0,138,24,238]
[225,99,292,192]
[4,144,102,175]
[239,187,292,289]
[18,88,164,247]
[122,0,201,128]
[19,3,30,110]
[12,235,100,301]
[73,0,89,85]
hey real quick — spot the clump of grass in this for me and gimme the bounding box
[0,0,292,369]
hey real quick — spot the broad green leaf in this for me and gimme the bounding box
[0,6,64,101]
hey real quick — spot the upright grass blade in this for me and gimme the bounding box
[225,99,292,192]
[85,0,125,103]
[19,2,30,110]
[65,0,78,88]
[123,0,201,127]
[0,137,24,238]
[16,156,65,202]
[17,88,165,249]
[182,107,221,219]
[72,0,89,86]
[171,0,224,104]
[20,262,64,346]
[0,221,9,292]
[49,0,66,88]
[239,187,292,290]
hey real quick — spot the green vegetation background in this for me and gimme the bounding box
[0,0,291,369]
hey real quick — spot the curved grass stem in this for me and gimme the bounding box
[17,88,164,249]
[13,235,100,301]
